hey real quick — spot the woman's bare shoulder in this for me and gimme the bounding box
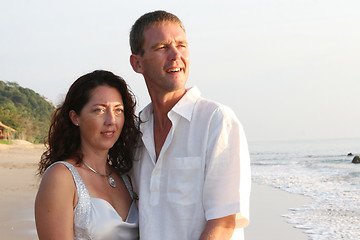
[40,160,77,190]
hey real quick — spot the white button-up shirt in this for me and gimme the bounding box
[132,87,251,240]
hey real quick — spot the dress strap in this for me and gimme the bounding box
[47,161,91,208]
[46,161,95,237]
[121,174,139,201]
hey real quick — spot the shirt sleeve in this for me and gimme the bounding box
[203,105,251,222]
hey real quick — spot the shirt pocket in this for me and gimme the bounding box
[166,157,202,206]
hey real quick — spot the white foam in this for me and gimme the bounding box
[250,139,360,239]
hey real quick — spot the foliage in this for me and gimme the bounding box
[0,80,55,143]
[0,139,12,145]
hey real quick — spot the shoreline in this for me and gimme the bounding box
[245,183,311,240]
[0,143,312,239]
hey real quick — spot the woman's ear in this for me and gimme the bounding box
[69,110,79,126]
[130,54,143,74]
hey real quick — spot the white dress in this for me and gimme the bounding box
[50,161,139,240]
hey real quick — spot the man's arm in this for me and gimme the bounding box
[199,214,236,240]
[201,106,251,239]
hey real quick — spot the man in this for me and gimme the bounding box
[129,10,251,240]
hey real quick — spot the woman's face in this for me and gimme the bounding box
[70,85,125,153]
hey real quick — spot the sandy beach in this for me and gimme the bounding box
[0,141,43,240]
[245,183,311,240]
[0,141,312,240]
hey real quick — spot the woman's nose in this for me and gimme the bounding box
[105,110,116,125]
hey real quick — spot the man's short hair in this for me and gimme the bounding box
[129,10,185,56]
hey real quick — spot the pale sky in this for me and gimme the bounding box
[1,0,359,142]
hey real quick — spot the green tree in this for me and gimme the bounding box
[0,80,55,143]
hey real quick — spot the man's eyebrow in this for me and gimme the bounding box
[151,41,170,50]
[176,40,188,45]
[151,40,188,50]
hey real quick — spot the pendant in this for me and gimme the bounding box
[108,176,116,188]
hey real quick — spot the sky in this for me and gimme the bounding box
[1,0,359,142]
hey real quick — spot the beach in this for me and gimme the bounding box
[0,141,43,240]
[0,141,312,240]
[250,138,360,239]
[245,183,311,240]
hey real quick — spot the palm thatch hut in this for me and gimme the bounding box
[0,121,16,140]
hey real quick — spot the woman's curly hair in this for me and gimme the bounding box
[38,70,141,176]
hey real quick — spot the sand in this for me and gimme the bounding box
[0,141,312,240]
[0,141,43,240]
[245,183,311,240]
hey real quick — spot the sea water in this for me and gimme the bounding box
[250,138,360,239]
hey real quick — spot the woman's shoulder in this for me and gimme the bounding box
[41,160,78,187]
[36,160,79,210]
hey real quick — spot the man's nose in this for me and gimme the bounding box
[168,45,181,61]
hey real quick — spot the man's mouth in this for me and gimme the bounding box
[166,68,181,73]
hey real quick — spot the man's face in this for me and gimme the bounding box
[136,22,190,95]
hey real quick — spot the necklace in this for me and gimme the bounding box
[82,161,116,188]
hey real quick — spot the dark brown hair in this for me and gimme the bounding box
[130,10,185,55]
[38,70,140,175]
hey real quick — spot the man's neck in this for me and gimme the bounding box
[150,88,187,159]
[150,89,186,115]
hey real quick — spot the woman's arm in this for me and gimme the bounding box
[35,163,76,240]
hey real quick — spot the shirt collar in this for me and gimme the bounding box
[139,102,153,122]
[171,86,201,122]
[139,86,201,122]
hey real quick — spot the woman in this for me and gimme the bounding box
[35,70,140,239]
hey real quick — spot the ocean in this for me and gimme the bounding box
[250,138,360,239]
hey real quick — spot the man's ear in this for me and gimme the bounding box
[69,110,79,126]
[130,54,143,74]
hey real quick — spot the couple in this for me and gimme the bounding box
[35,10,251,240]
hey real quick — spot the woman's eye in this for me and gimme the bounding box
[115,108,124,115]
[95,108,105,114]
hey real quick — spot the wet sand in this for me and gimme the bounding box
[245,183,311,240]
